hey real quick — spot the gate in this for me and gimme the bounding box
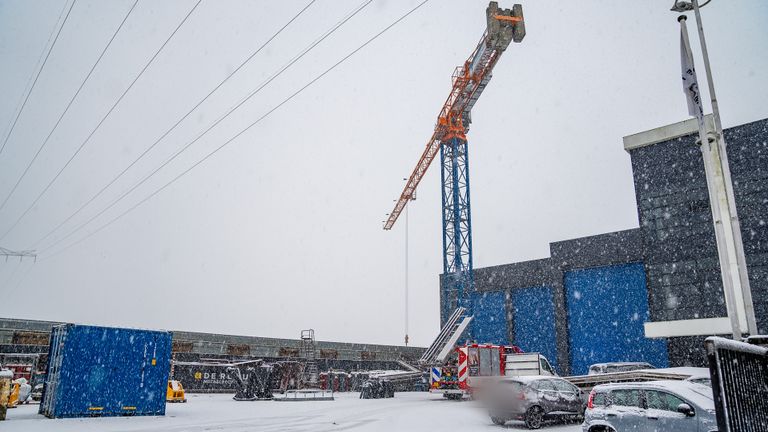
[706,336,768,432]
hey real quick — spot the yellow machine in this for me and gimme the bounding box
[0,370,11,420]
[166,380,186,403]
[7,383,19,408]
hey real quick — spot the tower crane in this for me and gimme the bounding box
[384,2,525,324]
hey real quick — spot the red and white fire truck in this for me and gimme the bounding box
[429,343,557,399]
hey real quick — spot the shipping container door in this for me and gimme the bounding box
[116,331,171,415]
[511,287,559,373]
[471,291,508,345]
[142,332,171,414]
[114,329,150,413]
[78,327,117,414]
[565,263,668,375]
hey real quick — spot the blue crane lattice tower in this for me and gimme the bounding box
[440,135,474,316]
[382,2,525,338]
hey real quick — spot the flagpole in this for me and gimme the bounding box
[679,16,744,339]
[690,0,758,335]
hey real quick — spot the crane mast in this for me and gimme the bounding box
[384,2,525,323]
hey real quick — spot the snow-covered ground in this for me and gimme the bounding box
[2,392,582,432]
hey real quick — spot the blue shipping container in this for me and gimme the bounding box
[39,324,172,418]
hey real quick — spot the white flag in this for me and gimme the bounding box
[680,17,703,119]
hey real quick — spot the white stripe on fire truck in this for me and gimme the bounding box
[458,364,467,382]
[431,367,441,382]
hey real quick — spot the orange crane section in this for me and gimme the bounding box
[383,2,525,230]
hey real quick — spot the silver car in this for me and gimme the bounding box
[582,380,718,432]
[486,376,585,429]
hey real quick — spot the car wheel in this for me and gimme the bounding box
[491,416,507,426]
[525,406,544,429]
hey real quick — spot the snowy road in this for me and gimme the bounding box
[3,392,582,432]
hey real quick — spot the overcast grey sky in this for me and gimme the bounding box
[0,0,766,347]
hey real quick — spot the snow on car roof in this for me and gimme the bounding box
[591,362,653,367]
[593,380,715,410]
[637,366,709,376]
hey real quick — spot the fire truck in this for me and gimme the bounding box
[428,343,557,399]
[419,308,557,399]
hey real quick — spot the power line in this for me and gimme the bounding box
[42,0,431,261]
[0,0,202,243]
[0,0,70,154]
[0,0,140,214]
[11,262,35,291]
[0,0,76,155]
[38,0,375,253]
[29,0,317,249]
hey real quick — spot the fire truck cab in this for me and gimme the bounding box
[429,344,556,399]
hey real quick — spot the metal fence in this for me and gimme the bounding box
[706,336,768,432]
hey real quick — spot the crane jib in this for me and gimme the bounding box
[383,2,525,230]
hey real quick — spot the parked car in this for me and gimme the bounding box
[582,380,717,432]
[686,375,712,387]
[487,376,585,429]
[587,362,655,375]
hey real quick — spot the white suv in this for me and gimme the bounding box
[582,380,717,432]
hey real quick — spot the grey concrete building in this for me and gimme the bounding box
[443,116,768,375]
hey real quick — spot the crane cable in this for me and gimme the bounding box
[41,0,432,261]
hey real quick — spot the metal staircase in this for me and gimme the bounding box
[300,329,319,386]
[419,307,473,366]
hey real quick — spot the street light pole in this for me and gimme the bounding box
[673,0,758,337]
[689,0,758,336]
